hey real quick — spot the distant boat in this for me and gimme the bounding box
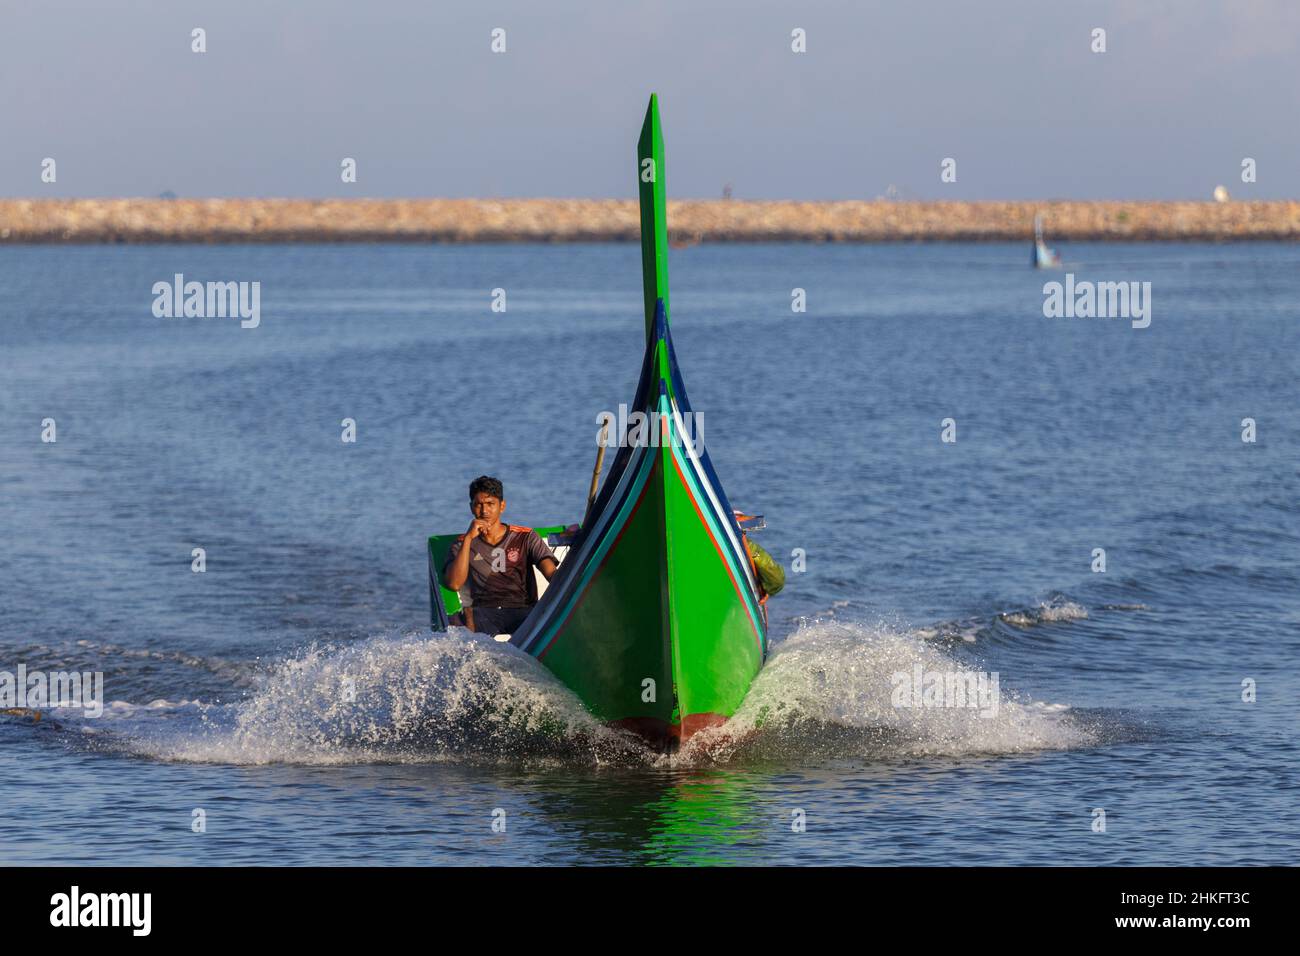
[1033,213,1062,269]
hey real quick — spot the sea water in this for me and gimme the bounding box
[0,242,1295,864]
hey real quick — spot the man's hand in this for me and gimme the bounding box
[446,521,487,592]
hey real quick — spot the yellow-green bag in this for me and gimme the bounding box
[746,539,785,596]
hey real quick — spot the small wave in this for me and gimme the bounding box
[998,600,1089,628]
[72,639,257,684]
[912,621,982,644]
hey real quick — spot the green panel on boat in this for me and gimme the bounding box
[537,457,674,727]
[662,436,764,723]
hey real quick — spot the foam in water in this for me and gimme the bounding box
[36,621,1090,768]
[681,620,1091,762]
[120,629,641,765]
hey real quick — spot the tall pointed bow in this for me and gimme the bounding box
[514,303,766,745]
[638,94,669,341]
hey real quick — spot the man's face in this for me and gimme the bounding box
[471,492,504,525]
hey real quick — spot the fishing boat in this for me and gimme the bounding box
[427,95,768,749]
[1033,213,1062,269]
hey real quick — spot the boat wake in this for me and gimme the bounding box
[66,630,640,766]
[21,619,1092,768]
[681,620,1091,764]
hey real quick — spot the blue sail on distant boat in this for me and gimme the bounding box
[1033,213,1062,269]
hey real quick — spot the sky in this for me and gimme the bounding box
[1,0,1296,200]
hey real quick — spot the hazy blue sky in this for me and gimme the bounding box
[2,0,1296,200]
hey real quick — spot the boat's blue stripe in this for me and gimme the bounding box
[518,298,764,659]
[655,302,750,559]
[512,315,664,654]
[661,395,765,643]
[525,440,657,659]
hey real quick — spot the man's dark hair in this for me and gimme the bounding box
[469,475,504,501]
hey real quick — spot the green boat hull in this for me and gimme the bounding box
[507,302,767,746]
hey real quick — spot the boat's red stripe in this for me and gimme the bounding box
[537,467,655,662]
[666,445,762,647]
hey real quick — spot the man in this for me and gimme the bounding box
[443,476,558,637]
